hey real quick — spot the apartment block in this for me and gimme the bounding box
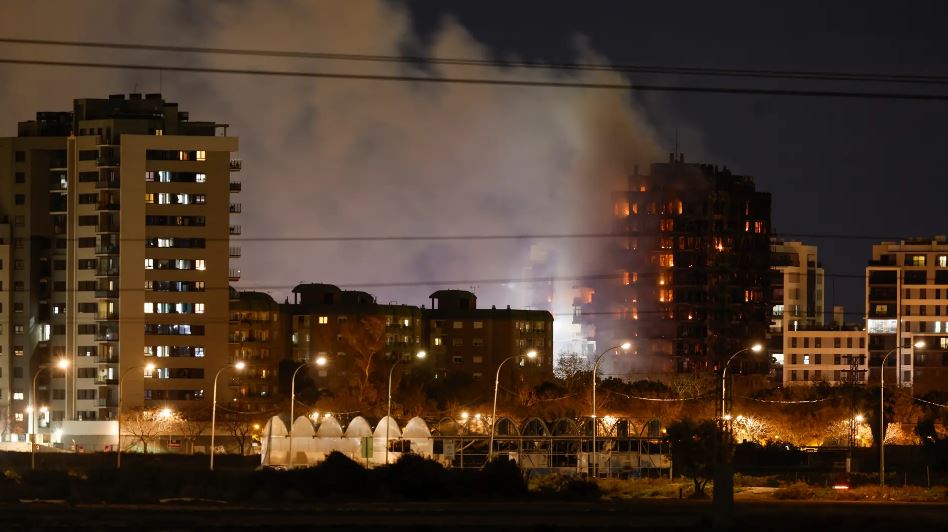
[866,237,948,393]
[0,94,239,443]
[783,328,867,386]
[228,289,286,411]
[574,153,771,375]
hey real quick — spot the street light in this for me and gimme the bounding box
[591,342,632,478]
[385,351,426,465]
[721,343,763,420]
[487,350,537,463]
[209,360,246,471]
[117,362,156,468]
[31,358,69,470]
[881,340,923,486]
[288,355,327,469]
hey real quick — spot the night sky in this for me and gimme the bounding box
[3,1,947,351]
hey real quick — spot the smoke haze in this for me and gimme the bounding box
[0,0,665,354]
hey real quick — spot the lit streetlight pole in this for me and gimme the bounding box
[209,360,246,471]
[880,341,923,486]
[117,362,156,468]
[721,343,764,420]
[31,358,69,470]
[488,350,537,463]
[288,355,327,469]
[591,342,632,478]
[386,351,426,465]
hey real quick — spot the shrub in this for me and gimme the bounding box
[773,482,815,500]
[478,457,527,498]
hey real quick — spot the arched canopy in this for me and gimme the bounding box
[550,417,581,436]
[291,416,316,437]
[264,416,288,438]
[431,417,460,436]
[374,416,402,438]
[402,417,431,438]
[344,416,373,438]
[316,416,344,437]
[521,417,550,436]
[493,416,520,436]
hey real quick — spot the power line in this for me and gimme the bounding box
[4,37,948,86]
[2,57,948,101]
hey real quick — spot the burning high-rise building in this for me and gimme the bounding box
[573,153,772,376]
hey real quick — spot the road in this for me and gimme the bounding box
[2,500,945,530]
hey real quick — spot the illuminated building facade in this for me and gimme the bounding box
[228,289,287,410]
[574,153,772,375]
[0,94,239,442]
[866,237,948,393]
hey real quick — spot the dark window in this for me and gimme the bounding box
[13,368,23,378]
[14,194,25,205]
[78,193,98,204]
[78,215,98,226]
[77,259,96,270]
[77,303,97,313]
[905,270,928,284]
[77,324,97,335]
[14,150,25,162]
[14,172,25,183]
[78,150,97,161]
[77,237,96,248]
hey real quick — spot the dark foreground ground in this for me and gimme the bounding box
[2,500,946,531]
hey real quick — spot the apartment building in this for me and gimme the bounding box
[0,94,239,443]
[574,153,772,375]
[783,327,867,386]
[425,290,553,399]
[228,289,286,411]
[866,237,948,393]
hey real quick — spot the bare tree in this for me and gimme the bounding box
[339,314,387,407]
[121,408,178,454]
[553,351,590,393]
[175,406,212,455]
[221,411,258,456]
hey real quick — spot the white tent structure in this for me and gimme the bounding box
[260,415,434,468]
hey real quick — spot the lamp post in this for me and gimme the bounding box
[591,342,632,478]
[721,343,764,420]
[288,355,327,469]
[488,350,537,463]
[117,362,156,468]
[209,360,246,471]
[31,358,69,470]
[880,340,923,486]
[385,351,426,465]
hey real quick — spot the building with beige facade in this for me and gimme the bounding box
[0,94,239,445]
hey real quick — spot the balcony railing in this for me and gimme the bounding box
[97,202,120,211]
[95,289,118,299]
[96,178,120,189]
[229,181,242,192]
[96,223,120,234]
[95,266,120,277]
[229,247,241,258]
[96,312,120,321]
[97,398,119,407]
[229,159,242,171]
[94,376,119,385]
[95,244,120,255]
[229,225,241,235]
[96,157,120,167]
[96,353,119,364]
[229,269,241,281]
[229,203,242,214]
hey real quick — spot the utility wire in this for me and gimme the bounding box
[3,37,948,86]
[2,57,948,101]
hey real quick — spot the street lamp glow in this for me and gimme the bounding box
[234,361,246,371]
[39,406,48,414]
[460,411,469,420]
[159,407,173,419]
[314,356,327,366]
[145,363,156,373]
[620,342,632,350]
[526,350,538,359]
[723,414,732,421]
[56,358,69,370]
[913,340,925,349]
[750,343,763,353]
[855,414,865,423]
[416,351,427,359]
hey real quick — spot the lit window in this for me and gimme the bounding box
[803,355,810,365]
[145,258,154,269]
[623,272,630,285]
[195,260,206,271]
[941,338,948,349]
[939,255,947,268]
[195,303,205,314]
[155,129,163,136]
[144,302,154,314]
[178,150,188,161]
[158,171,171,183]
[911,255,926,267]
[473,321,483,329]
[658,254,674,267]
[403,319,410,327]
[195,347,205,358]
[196,150,206,161]
[14,413,23,421]
[318,316,328,324]
[867,319,898,334]
[13,392,24,400]
[195,173,206,183]
[144,193,155,203]
[434,337,443,346]
[453,321,463,329]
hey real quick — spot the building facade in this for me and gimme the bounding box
[866,238,948,393]
[783,327,867,386]
[0,93,239,443]
[574,153,772,376]
[228,289,286,411]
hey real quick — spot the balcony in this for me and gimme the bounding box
[229,269,241,282]
[96,178,120,189]
[229,225,241,235]
[97,201,120,211]
[96,311,120,321]
[94,376,119,385]
[96,352,119,364]
[95,265,120,277]
[96,223,120,234]
[229,203,242,214]
[229,181,242,192]
[96,157,120,167]
[95,323,119,342]
[95,289,118,299]
[97,398,119,407]
[95,244,120,256]
[229,247,241,258]
[229,159,242,171]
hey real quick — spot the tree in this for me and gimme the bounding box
[553,351,590,392]
[666,418,718,498]
[175,407,212,455]
[338,314,387,408]
[121,408,178,454]
[221,410,258,456]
